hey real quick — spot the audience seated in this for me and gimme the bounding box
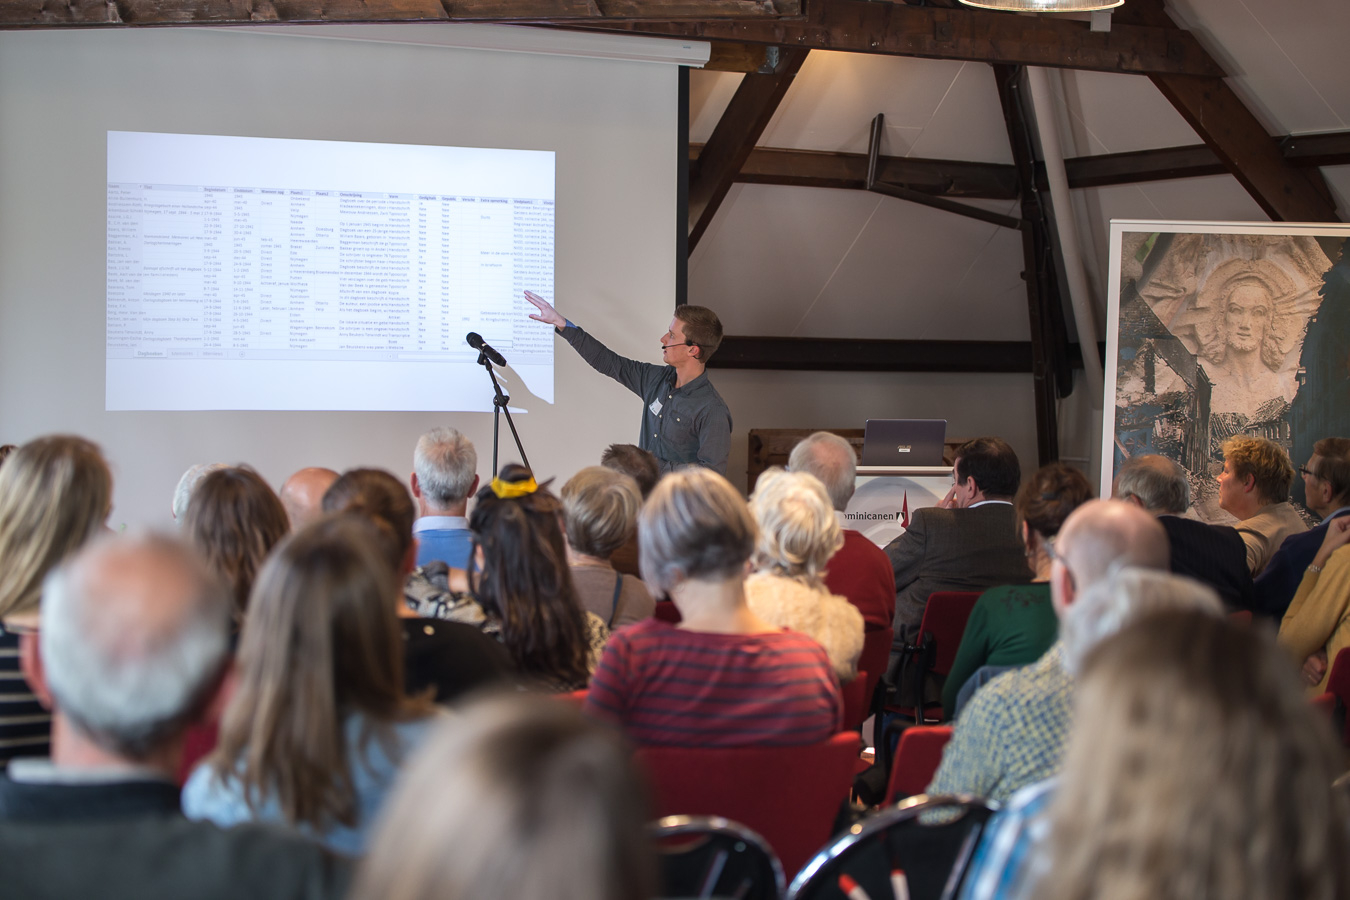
[1114,453,1254,609]
[884,437,1032,649]
[1277,516,1350,693]
[182,466,290,622]
[927,500,1169,804]
[182,516,440,855]
[351,694,654,900]
[409,426,479,570]
[787,431,895,632]
[599,442,660,579]
[944,462,1093,719]
[1255,436,1350,621]
[321,468,515,703]
[964,604,1346,900]
[1218,435,1307,575]
[744,467,864,682]
[585,467,841,746]
[172,462,228,522]
[0,435,111,765]
[278,467,339,530]
[1,533,349,900]
[464,464,609,692]
[561,466,655,629]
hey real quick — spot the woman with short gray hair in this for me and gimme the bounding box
[744,468,864,682]
[560,467,655,629]
[585,468,841,747]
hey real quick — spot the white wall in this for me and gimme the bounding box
[0,27,680,528]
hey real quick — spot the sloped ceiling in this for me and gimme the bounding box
[689,0,1350,343]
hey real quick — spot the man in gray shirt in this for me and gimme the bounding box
[524,291,732,475]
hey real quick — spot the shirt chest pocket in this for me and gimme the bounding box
[661,404,698,456]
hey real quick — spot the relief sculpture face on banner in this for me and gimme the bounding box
[1108,228,1349,524]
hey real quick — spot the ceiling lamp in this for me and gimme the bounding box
[958,0,1122,10]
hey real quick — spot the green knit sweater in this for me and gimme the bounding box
[942,582,1057,718]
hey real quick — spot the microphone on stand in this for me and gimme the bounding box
[466,332,507,367]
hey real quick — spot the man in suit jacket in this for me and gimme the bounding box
[1113,454,1254,610]
[884,437,1031,648]
[1254,437,1350,621]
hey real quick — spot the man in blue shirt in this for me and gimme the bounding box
[1254,436,1350,623]
[410,426,479,570]
[524,291,732,476]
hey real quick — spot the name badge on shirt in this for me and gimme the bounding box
[649,398,663,416]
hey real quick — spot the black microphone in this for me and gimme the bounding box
[466,332,507,367]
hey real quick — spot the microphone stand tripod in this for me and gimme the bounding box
[475,349,531,475]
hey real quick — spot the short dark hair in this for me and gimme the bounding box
[600,443,660,499]
[1017,462,1094,539]
[673,305,723,362]
[954,437,1021,499]
[1312,438,1350,505]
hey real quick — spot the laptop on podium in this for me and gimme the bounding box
[860,419,948,467]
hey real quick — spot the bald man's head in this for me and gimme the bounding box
[1052,499,1170,613]
[279,467,339,531]
[40,533,232,761]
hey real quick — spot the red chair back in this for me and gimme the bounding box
[922,592,982,677]
[857,627,894,718]
[1325,647,1350,746]
[636,732,861,880]
[653,600,682,624]
[557,689,588,708]
[884,725,953,804]
[841,672,869,733]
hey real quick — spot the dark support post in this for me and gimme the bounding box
[995,64,1067,466]
[676,65,690,308]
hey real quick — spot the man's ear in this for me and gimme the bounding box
[19,633,53,710]
[468,474,480,496]
[410,472,422,499]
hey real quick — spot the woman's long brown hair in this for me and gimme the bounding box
[469,465,592,690]
[209,514,432,829]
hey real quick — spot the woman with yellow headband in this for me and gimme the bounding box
[467,464,609,692]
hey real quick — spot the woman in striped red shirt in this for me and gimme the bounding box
[585,468,841,747]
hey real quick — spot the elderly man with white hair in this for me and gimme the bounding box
[410,427,479,570]
[926,500,1171,804]
[1,534,349,900]
[788,431,896,633]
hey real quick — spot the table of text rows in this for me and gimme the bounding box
[107,184,554,360]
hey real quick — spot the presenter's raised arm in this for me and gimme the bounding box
[524,290,566,329]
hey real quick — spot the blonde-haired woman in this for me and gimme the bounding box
[352,694,654,900]
[745,467,863,682]
[182,515,438,855]
[982,608,1350,900]
[0,435,111,763]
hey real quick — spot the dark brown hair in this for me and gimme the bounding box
[1016,462,1094,542]
[600,443,660,499]
[210,515,432,829]
[1312,437,1350,505]
[954,436,1021,499]
[469,465,592,691]
[673,305,723,361]
[183,466,289,619]
[322,467,416,577]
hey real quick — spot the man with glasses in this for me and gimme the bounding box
[523,291,731,475]
[925,500,1168,804]
[1255,438,1350,627]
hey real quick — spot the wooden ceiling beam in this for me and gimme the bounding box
[708,336,1097,373]
[688,128,1350,196]
[688,47,808,250]
[577,0,1224,76]
[1114,0,1340,222]
[0,0,801,27]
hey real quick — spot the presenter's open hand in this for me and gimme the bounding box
[524,291,566,329]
